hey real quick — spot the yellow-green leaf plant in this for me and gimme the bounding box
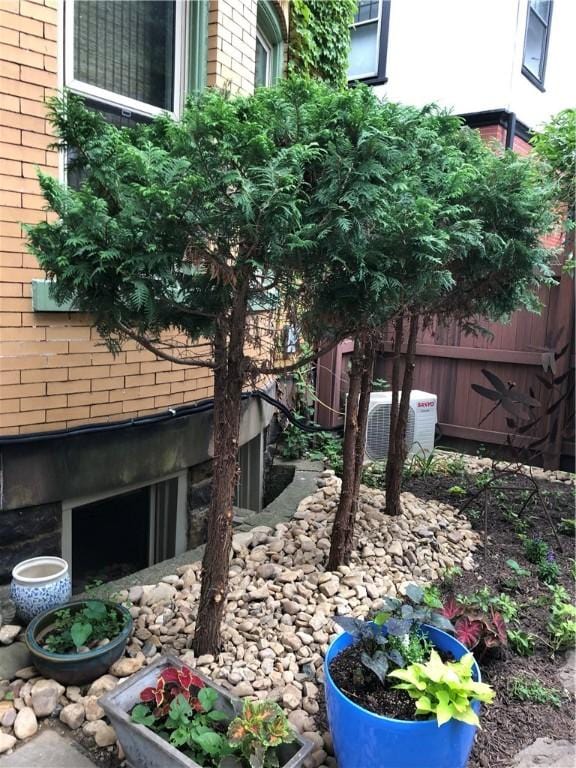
[388,650,495,727]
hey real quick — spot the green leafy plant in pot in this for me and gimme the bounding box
[324,584,495,768]
[25,599,132,685]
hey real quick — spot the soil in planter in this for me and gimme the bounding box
[329,643,439,720]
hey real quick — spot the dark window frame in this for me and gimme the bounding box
[521,0,553,91]
[348,0,391,87]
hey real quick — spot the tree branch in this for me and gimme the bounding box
[118,323,217,369]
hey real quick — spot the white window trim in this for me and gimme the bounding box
[64,0,186,119]
[256,28,273,88]
[348,0,383,81]
[61,471,187,583]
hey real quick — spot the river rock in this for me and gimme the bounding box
[0,732,16,754]
[87,674,118,698]
[31,678,64,717]
[60,702,85,730]
[14,706,38,739]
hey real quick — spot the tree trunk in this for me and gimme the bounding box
[327,336,364,570]
[193,281,248,656]
[385,314,419,516]
[342,335,376,562]
[384,316,405,516]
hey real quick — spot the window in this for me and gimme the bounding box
[65,0,184,118]
[522,0,552,90]
[348,0,390,85]
[255,1,285,88]
[62,473,187,591]
[255,30,272,88]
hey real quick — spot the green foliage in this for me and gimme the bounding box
[547,584,576,651]
[334,584,452,685]
[43,600,126,653]
[448,485,467,496]
[289,0,357,86]
[388,650,495,727]
[439,566,462,588]
[505,559,531,578]
[228,700,294,768]
[361,461,387,488]
[531,108,576,220]
[538,555,561,585]
[523,537,549,564]
[280,421,310,460]
[507,628,536,657]
[509,677,564,707]
[133,667,292,768]
[558,517,575,536]
[455,588,518,623]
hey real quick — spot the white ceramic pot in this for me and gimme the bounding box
[10,557,72,622]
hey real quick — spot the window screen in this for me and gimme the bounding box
[73,0,176,110]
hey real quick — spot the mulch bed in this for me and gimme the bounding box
[404,465,575,767]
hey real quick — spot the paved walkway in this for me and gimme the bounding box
[0,730,96,767]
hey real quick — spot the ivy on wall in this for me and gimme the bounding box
[289,0,357,86]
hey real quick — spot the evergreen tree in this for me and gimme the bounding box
[26,79,397,652]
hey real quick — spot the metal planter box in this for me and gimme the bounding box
[99,655,313,768]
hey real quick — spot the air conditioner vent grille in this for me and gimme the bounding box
[365,404,415,461]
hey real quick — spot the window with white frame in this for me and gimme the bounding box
[522,0,552,89]
[65,0,183,118]
[255,30,273,88]
[348,0,390,85]
[254,1,284,88]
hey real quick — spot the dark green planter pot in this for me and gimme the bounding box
[25,599,133,685]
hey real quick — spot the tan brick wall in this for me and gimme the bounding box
[1,0,289,436]
[207,0,289,92]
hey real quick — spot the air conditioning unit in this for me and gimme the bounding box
[364,390,437,461]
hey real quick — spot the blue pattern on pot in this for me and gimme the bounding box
[11,557,72,623]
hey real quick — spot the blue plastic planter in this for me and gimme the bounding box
[324,624,481,768]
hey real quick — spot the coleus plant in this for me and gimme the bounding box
[334,584,454,683]
[139,665,206,717]
[442,596,507,654]
[132,666,295,768]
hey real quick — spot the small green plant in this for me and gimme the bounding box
[388,650,495,726]
[507,628,536,657]
[509,677,564,707]
[228,700,294,768]
[361,461,387,489]
[501,559,531,591]
[522,536,549,564]
[538,551,561,584]
[444,453,467,476]
[406,452,445,479]
[42,600,126,654]
[334,584,453,684]
[548,584,576,651]
[447,485,467,496]
[85,578,104,593]
[506,559,530,578]
[558,517,575,536]
[280,421,310,460]
[440,566,462,588]
[474,470,493,490]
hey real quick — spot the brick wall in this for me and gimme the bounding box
[1,0,289,436]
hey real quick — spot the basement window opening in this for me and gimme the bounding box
[62,473,187,592]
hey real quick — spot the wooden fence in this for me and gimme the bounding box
[315,257,574,467]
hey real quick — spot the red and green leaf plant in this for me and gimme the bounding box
[442,596,508,657]
[139,665,206,718]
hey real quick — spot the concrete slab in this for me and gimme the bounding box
[511,738,576,768]
[0,643,31,682]
[0,729,97,767]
